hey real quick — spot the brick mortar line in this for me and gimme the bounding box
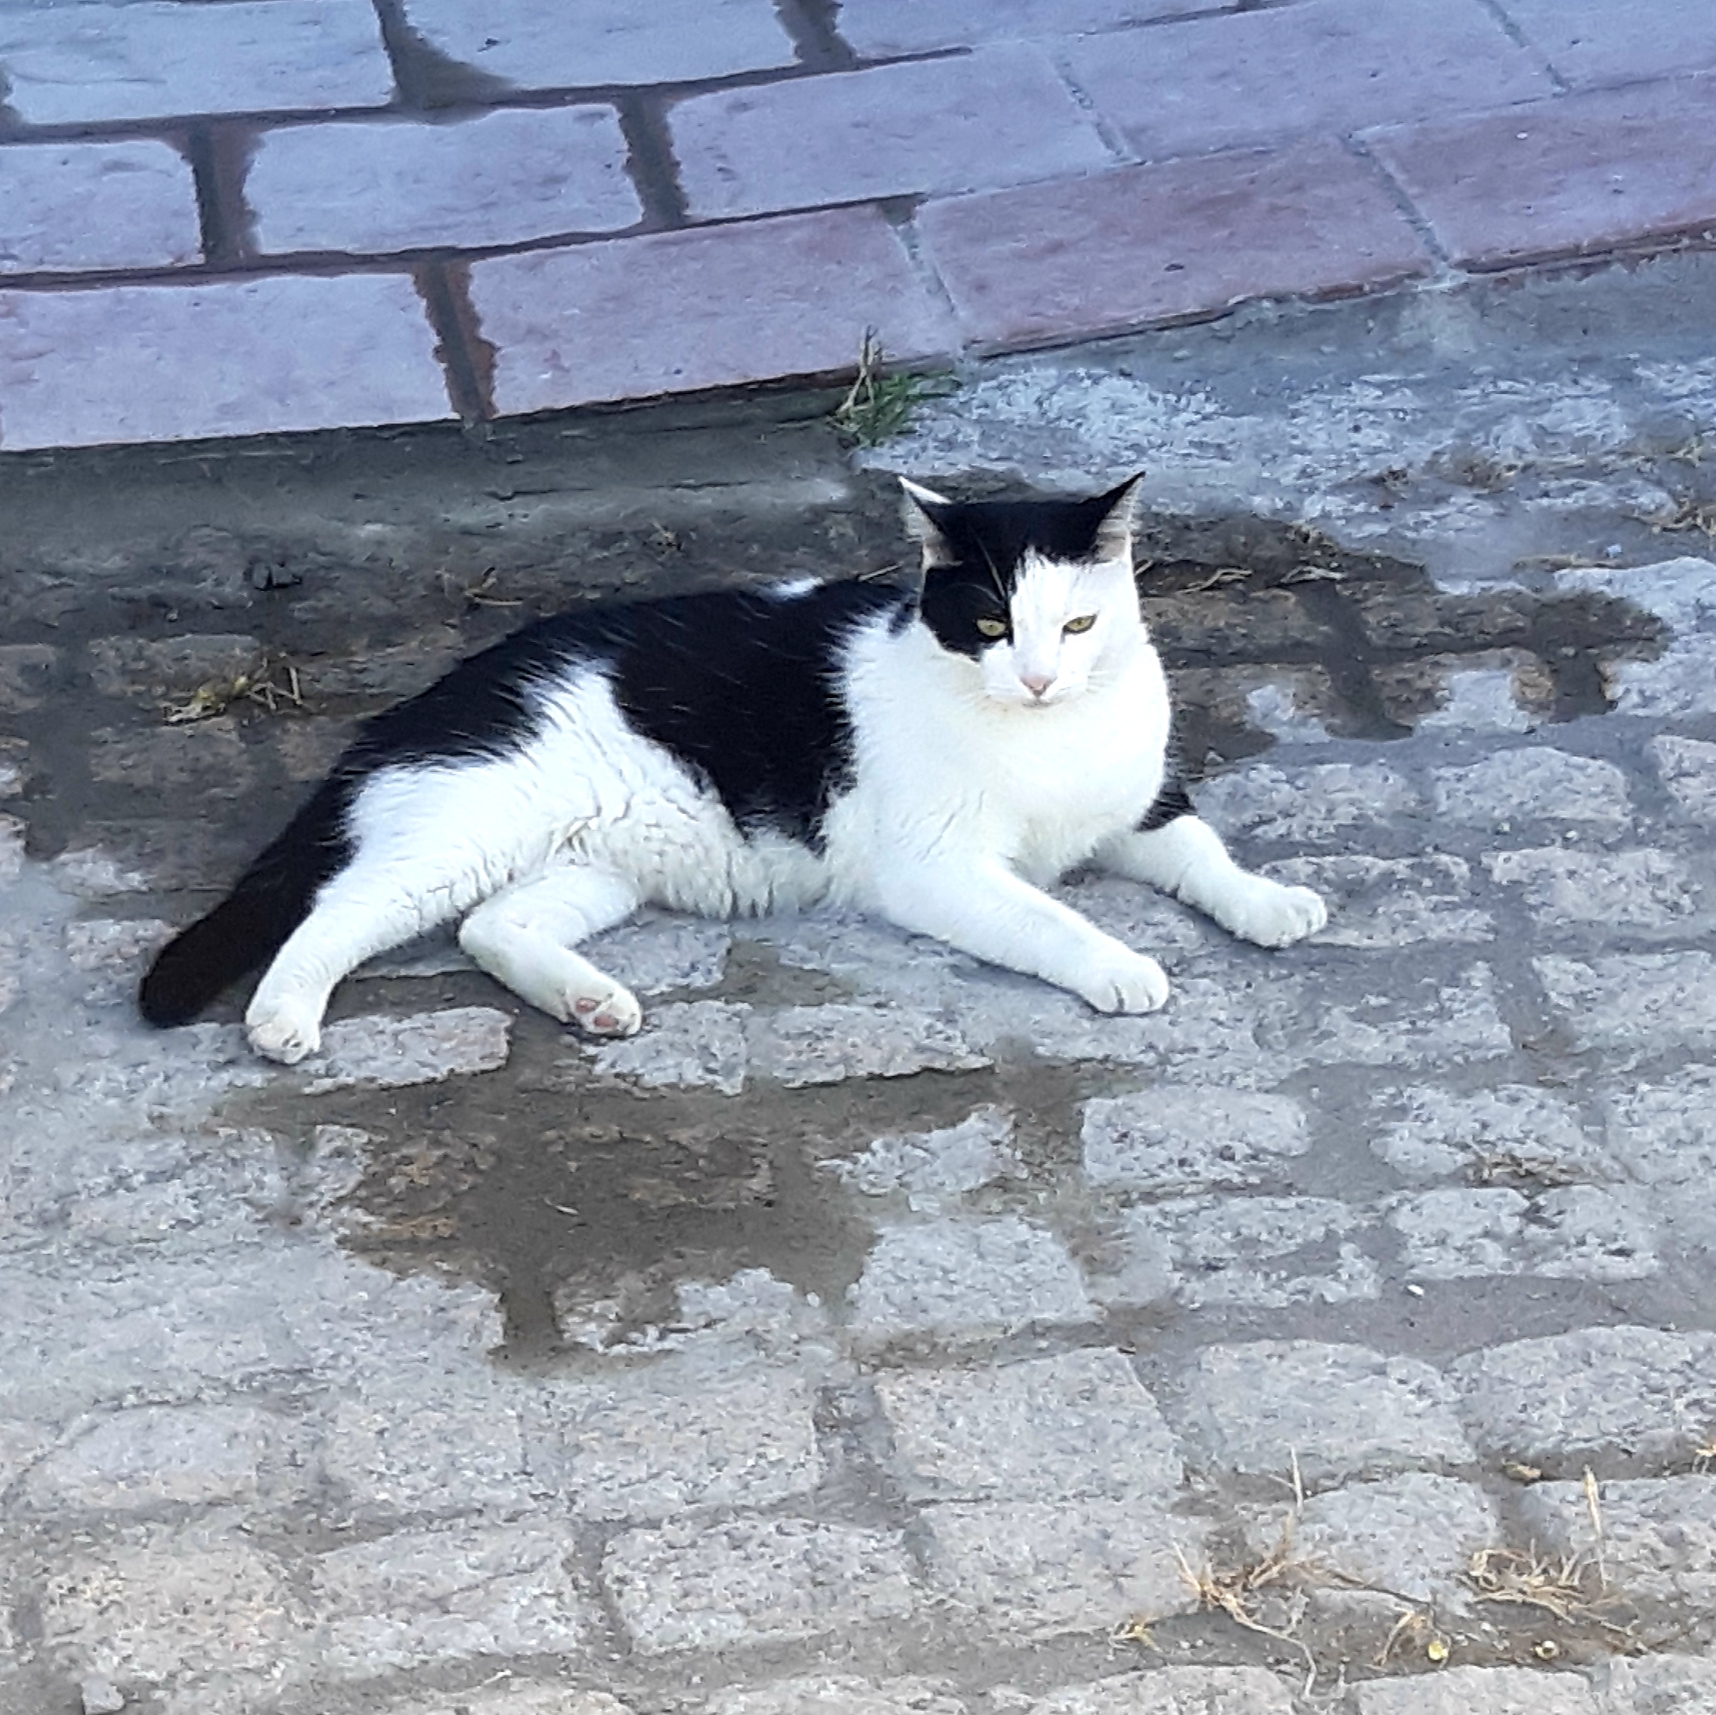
[416,260,496,422]
[614,93,690,229]
[1342,133,1455,274]
[772,0,859,73]
[1471,0,1571,94]
[1048,48,1139,168]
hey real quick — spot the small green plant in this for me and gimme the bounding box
[832,329,957,447]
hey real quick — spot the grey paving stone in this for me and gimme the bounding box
[380,1690,635,1715]
[1413,661,1546,735]
[827,1104,1020,1209]
[1353,1665,1601,1714]
[1520,1475,1716,1611]
[0,139,200,274]
[1652,734,1716,826]
[1555,556,1716,633]
[311,1521,592,1674]
[549,1368,823,1521]
[874,1348,1181,1503]
[1069,0,1549,160]
[584,916,730,996]
[1483,848,1704,929]
[916,142,1429,353]
[249,106,641,256]
[589,999,749,1093]
[302,1007,512,1091]
[320,1377,538,1521]
[39,1524,306,1684]
[1080,1087,1309,1192]
[703,1677,967,1715]
[1259,1472,1499,1611]
[0,1240,499,1421]
[1596,1653,1716,1714]
[1388,1186,1658,1283]
[1536,951,1716,1055]
[0,274,453,451]
[1550,560,1716,719]
[1192,761,1423,844]
[1601,1068,1716,1229]
[6,1125,284,1247]
[85,634,261,703]
[1498,0,1716,85]
[87,720,254,797]
[921,1497,1202,1636]
[1019,1669,1297,1714]
[1260,855,1492,948]
[1281,963,1512,1068]
[1595,636,1716,718]
[1101,1197,1379,1311]
[846,1217,1095,1344]
[1370,1083,1610,1184]
[602,1517,915,1654]
[673,46,1114,221]
[1173,1342,1474,1483]
[0,736,28,797]
[1431,749,1631,829]
[1367,75,1716,271]
[0,643,58,712]
[0,0,391,125]
[746,1003,988,1086]
[1448,1326,1716,1475]
[471,207,958,414]
[401,0,795,87]
[20,1403,297,1513]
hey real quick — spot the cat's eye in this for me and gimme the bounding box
[1063,614,1097,634]
[975,617,1008,638]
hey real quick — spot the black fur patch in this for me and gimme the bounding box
[338,580,906,849]
[1138,776,1195,831]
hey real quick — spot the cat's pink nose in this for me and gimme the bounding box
[1020,671,1055,698]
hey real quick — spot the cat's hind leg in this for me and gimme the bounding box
[246,862,469,1065]
[457,866,644,1037]
[1094,816,1326,946]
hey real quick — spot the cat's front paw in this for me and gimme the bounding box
[246,996,323,1064]
[1223,880,1328,949]
[567,981,643,1038]
[1076,950,1169,1015]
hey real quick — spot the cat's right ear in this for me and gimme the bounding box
[899,478,958,569]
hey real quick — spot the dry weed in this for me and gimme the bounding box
[162,653,304,723]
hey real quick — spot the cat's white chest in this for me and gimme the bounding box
[830,618,1172,892]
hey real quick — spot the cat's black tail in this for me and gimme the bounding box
[138,776,356,1028]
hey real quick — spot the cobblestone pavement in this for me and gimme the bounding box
[6,261,1716,1712]
[3,0,1716,447]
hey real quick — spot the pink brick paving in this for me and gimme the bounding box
[0,0,1713,449]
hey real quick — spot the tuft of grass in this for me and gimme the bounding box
[162,652,304,723]
[832,329,957,447]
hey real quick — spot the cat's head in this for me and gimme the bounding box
[901,475,1145,708]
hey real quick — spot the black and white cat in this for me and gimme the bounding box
[139,476,1326,1064]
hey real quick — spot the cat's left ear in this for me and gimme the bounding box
[899,477,958,569]
[1091,471,1146,562]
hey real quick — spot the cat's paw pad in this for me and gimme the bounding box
[245,998,322,1064]
[568,983,642,1038]
[1225,881,1328,949]
[1078,951,1170,1015]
